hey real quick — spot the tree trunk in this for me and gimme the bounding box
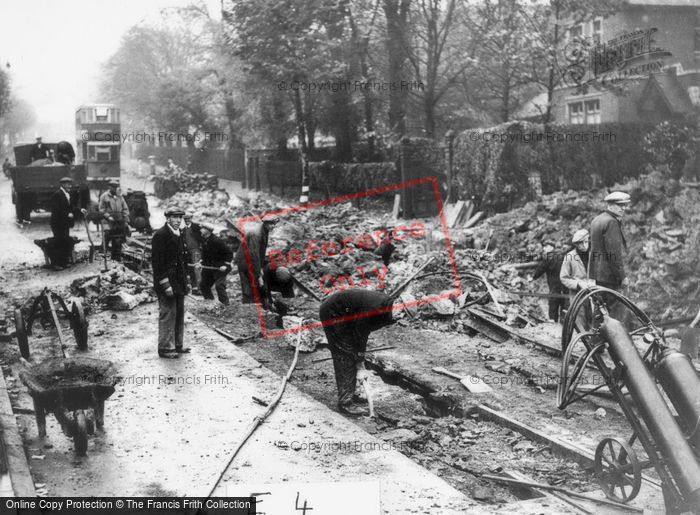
[383,0,410,137]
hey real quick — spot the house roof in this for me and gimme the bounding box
[640,72,694,113]
[513,91,549,120]
[627,0,700,6]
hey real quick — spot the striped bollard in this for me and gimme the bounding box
[299,184,310,204]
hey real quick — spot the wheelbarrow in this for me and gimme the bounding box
[19,357,118,455]
[14,288,88,361]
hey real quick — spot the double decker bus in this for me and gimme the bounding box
[75,104,120,194]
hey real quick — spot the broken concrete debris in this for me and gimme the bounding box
[70,267,155,310]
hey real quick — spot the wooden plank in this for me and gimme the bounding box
[474,404,662,491]
[445,200,466,228]
[392,194,401,220]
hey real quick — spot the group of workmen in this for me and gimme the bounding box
[150,206,393,417]
[150,207,298,358]
[47,176,131,269]
[531,190,631,325]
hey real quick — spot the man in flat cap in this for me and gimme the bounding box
[589,191,631,322]
[99,180,130,261]
[235,213,278,305]
[151,207,190,358]
[561,228,594,328]
[198,223,233,305]
[49,176,78,269]
[30,136,49,163]
[589,191,630,292]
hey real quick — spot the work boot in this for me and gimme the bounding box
[338,403,368,417]
[175,347,191,354]
[158,350,179,359]
[352,393,368,405]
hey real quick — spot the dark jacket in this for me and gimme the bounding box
[234,222,269,277]
[151,225,189,295]
[589,210,626,286]
[50,188,75,233]
[30,143,50,162]
[201,234,233,272]
[182,222,202,254]
[532,252,567,293]
[320,289,395,339]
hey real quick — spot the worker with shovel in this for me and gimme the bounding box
[530,240,568,323]
[319,289,395,416]
[198,223,233,305]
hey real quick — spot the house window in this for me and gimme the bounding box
[592,19,602,44]
[569,102,584,124]
[585,99,601,123]
[569,24,583,41]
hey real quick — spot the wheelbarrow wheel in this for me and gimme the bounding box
[14,309,29,360]
[71,299,88,350]
[73,410,88,456]
[594,436,641,503]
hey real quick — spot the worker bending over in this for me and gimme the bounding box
[319,289,395,416]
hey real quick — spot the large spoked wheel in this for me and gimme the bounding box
[73,410,88,456]
[14,309,29,360]
[594,436,642,503]
[71,299,88,350]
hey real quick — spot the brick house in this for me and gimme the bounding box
[518,0,700,124]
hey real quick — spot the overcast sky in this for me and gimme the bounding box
[0,0,220,139]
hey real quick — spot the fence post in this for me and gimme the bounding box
[445,130,455,203]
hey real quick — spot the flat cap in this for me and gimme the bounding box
[164,207,185,217]
[108,179,119,186]
[572,229,589,243]
[59,176,73,183]
[199,222,215,231]
[543,240,555,248]
[604,191,631,204]
[261,213,279,224]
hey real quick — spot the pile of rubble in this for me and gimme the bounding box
[158,190,237,222]
[70,267,156,311]
[153,169,219,199]
[159,168,699,324]
[470,170,700,321]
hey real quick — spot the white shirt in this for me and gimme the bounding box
[167,223,181,237]
[60,187,70,203]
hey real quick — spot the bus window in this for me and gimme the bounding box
[95,146,111,161]
[96,106,108,122]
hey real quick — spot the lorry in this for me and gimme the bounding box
[10,143,90,222]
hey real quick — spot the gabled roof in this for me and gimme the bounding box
[639,72,694,114]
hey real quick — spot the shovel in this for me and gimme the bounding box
[358,376,375,418]
[432,366,492,393]
[82,218,95,263]
[99,221,109,272]
[680,308,700,359]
